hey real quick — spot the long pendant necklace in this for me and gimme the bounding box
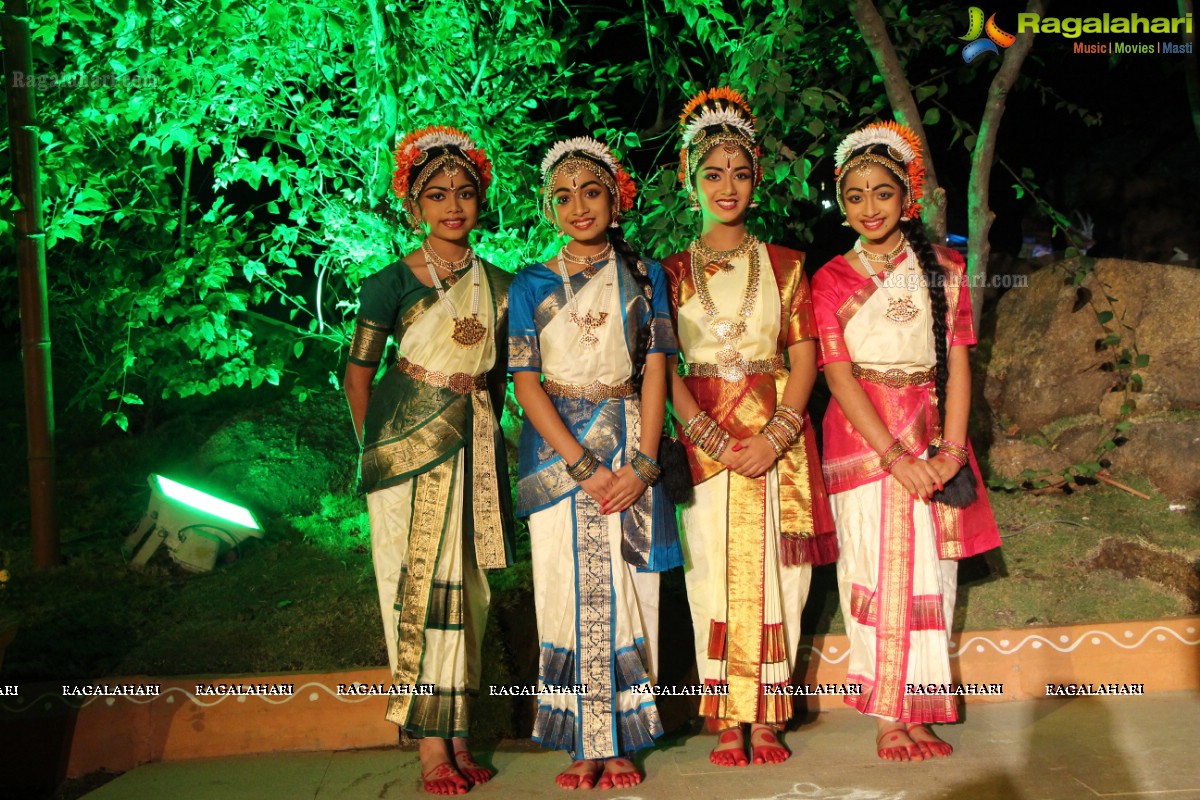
[423,242,486,348]
[854,237,920,325]
[556,248,614,348]
[689,236,761,382]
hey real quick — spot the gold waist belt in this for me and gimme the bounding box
[684,354,784,380]
[852,364,936,388]
[397,356,486,394]
[542,378,635,403]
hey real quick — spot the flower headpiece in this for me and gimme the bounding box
[833,121,925,219]
[392,125,493,203]
[539,136,637,221]
[677,87,762,191]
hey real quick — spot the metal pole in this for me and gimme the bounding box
[3,0,59,569]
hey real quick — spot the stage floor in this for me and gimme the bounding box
[82,691,1200,800]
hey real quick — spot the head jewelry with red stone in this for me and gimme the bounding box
[677,87,762,192]
[833,121,925,219]
[392,126,492,204]
[539,136,637,221]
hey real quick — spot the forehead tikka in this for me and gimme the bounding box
[836,154,910,215]
[687,130,757,192]
[409,152,479,201]
[542,155,618,216]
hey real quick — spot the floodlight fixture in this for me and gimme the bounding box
[123,474,264,573]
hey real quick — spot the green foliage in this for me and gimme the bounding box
[0,0,1047,425]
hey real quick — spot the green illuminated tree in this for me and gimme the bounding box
[0,0,1087,426]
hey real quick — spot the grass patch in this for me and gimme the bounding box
[2,371,1194,690]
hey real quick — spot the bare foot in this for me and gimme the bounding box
[905,724,953,758]
[556,759,602,790]
[597,757,642,788]
[749,723,789,764]
[451,738,494,784]
[875,722,924,763]
[419,738,469,795]
[709,725,749,767]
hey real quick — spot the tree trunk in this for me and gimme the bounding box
[967,0,1044,332]
[2,0,59,569]
[1180,0,1200,147]
[847,0,946,240]
[364,0,400,198]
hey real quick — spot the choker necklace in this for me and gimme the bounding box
[422,241,473,286]
[556,251,614,348]
[854,235,907,273]
[424,245,486,349]
[691,234,759,272]
[691,238,761,382]
[560,243,615,279]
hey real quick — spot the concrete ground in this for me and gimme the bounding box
[82,692,1200,800]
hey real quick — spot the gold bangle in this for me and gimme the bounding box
[566,449,600,482]
[880,440,909,472]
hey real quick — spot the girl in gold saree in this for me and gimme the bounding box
[661,88,837,768]
[509,137,680,790]
[344,126,512,795]
[812,122,1000,762]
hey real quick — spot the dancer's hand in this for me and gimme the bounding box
[730,436,778,479]
[579,466,616,506]
[717,434,750,472]
[890,457,942,501]
[601,464,648,514]
[930,454,962,485]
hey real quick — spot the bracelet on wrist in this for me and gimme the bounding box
[566,448,601,482]
[629,449,662,485]
[931,436,969,466]
[879,439,910,472]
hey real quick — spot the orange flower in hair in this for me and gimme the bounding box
[391,125,492,201]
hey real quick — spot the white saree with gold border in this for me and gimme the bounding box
[509,257,678,760]
[354,264,509,737]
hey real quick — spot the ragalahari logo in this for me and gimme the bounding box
[959,7,1017,62]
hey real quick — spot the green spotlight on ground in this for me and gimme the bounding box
[123,475,264,573]
[153,475,261,530]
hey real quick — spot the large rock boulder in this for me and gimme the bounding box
[1007,414,1200,501]
[984,438,1071,482]
[985,260,1200,433]
[186,392,357,517]
[1106,417,1200,501]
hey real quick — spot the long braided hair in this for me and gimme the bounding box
[607,223,653,393]
[902,217,949,425]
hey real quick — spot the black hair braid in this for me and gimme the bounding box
[608,223,652,394]
[901,218,949,428]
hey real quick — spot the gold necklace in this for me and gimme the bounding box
[855,243,921,325]
[690,239,761,382]
[854,235,907,274]
[692,233,759,272]
[561,242,615,278]
[556,252,614,348]
[423,246,486,348]
[422,241,473,286]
